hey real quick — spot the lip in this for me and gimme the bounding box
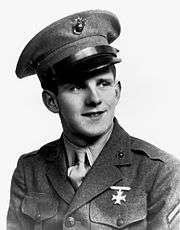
[82,110,106,118]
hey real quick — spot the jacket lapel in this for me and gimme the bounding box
[66,119,133,215]
[40,138,75,204]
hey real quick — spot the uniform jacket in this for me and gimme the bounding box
[7,119,180,230]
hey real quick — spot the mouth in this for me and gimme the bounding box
[82,110,106,118]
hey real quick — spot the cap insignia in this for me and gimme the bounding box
[72,17,86,35]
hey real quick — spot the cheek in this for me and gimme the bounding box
[103,89,118,106]
[58,94,82,117]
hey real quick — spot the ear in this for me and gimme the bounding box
[114,81,121,102]
[42,90,59,113]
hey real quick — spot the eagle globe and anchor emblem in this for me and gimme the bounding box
[72,17,86,35]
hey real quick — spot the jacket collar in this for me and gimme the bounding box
[93,117,132,166]
[39,139,62,162]
[40,118,132,166]
[39,138,75,204]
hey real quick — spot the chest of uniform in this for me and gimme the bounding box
[66,186,147,229]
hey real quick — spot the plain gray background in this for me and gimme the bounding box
[1,0,180,228]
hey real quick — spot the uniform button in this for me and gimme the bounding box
[116,217,124,226]
[36,213,41,222]
[65,216,75,227]
[118,151,124,158]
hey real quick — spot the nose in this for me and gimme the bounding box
[85,87,102,107]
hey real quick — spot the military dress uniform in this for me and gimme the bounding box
[7,119,180,229]
[7,10,180,230]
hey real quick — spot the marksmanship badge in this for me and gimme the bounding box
[110,186,131,205]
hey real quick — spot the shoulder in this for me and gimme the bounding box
[130,136,180,172]
[17,138,61,165]
[114,119,179,166]
[129,136,180,202]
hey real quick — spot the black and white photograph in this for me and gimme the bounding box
[1,0,180,229]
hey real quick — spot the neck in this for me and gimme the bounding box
[63,132,102,147]
[63,123,114,148]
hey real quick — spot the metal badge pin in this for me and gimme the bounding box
[72,17,86,35]
[110,186,131,205]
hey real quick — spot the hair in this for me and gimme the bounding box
[39,64,116,95]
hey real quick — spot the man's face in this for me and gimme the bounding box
[56,68,120,141]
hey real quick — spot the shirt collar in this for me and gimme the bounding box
[63,123,114,167]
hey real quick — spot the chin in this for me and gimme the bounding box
[78,125,110,138]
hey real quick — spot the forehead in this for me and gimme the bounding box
[58,65,116,85]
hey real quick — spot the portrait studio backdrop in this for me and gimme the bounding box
[1,0,180,228]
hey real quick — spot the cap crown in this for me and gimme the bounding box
[16,10,121,78]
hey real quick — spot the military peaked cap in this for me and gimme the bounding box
[16,9,121,81]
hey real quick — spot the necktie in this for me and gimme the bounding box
[68,151,90,189]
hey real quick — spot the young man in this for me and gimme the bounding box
[7,10,180,230]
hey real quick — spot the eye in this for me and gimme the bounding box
[97,79,113,88]
[68,84,84,92]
